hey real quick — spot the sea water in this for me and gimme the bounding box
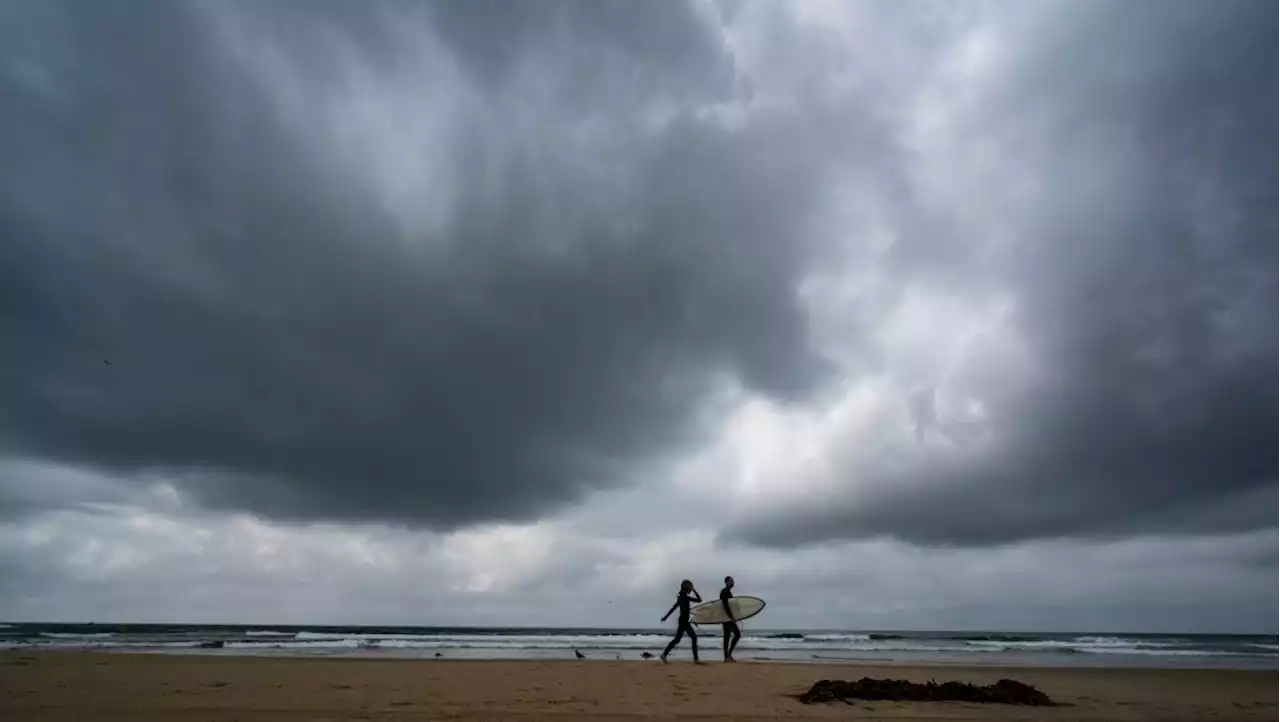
[2,623,1274,669]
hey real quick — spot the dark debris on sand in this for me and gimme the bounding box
[795,677,1060,706]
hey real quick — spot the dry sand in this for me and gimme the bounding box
[1,651,1274,721]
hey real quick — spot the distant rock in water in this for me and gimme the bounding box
[795,678,1059,706]
[197,640,224,649]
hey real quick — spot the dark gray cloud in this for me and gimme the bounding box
[0,1,869,527]
[728,0,1277,548]
[0,0,1274,636]
[0,460,144,522]
[0,0,1272,555]
[427,0,734,99]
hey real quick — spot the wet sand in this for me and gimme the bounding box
[2,651,1275,721]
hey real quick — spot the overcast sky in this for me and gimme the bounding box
[0,0,1274,633]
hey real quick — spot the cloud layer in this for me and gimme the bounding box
[1,0,848,528]
[723,0,1277,547]
[0,0,1273,629]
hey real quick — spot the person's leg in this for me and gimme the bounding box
[722,622,741,660]
[662,625,685,661]
[686,622,699,662]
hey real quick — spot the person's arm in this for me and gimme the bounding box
[690,589,702,603]
[720,591,734,620]
[660,600,678,622]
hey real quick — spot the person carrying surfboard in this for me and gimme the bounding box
[659,579,702,663]
[720,575,742,662]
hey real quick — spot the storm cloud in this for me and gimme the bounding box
[0,0,1274,630]
[723,0,1277,548]
[0,0,883,528]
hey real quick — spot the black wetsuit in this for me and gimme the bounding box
[720,586,741,658]
[662,591,699,660]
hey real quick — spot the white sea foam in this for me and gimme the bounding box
[1072,636,1136,646]
[801,633,873,642]
[227,638,370,650]
[1083,647,1248,657]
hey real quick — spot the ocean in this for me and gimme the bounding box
[2,623,1274,669]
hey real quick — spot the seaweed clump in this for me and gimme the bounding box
[795,677,1059,706]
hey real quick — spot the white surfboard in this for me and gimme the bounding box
[689,595,766,625]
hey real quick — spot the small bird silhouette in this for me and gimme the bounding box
[433,652,443,659]
[574,649,586,660]
[641,652,654,659]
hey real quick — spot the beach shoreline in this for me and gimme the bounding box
[4,651,1275,721]
[5,623,1273,670]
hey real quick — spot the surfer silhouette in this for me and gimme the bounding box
[720,575,741,662]
[660,579,701,663]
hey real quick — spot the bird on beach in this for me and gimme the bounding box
[574,649,586,660]
[433,652,443,659]
[641,652,654,659]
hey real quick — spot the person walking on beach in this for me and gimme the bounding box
[660,579,701,663]
[719,575,742,662]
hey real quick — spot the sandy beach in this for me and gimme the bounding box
[2,652,1274,721]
